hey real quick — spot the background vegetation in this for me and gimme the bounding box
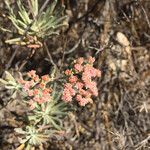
[0,0,150,149]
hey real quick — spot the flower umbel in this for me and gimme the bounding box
[18,70,52,109]
[62,56,101,106]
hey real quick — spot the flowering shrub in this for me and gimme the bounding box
[0,56,101,149]
[62,56,101,106]
[0,69,67,148]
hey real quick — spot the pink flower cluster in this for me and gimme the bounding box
[18,70,52,109]
[62,56,101,106]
